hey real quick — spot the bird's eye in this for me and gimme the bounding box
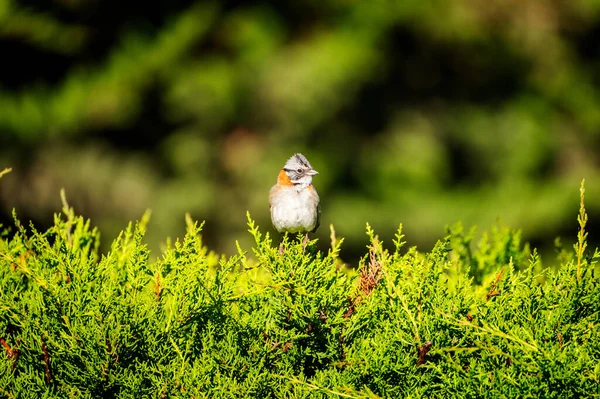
[297,168,302,173]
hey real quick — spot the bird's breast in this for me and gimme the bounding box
[269,185,319,233]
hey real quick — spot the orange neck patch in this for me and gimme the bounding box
[277,169,295,186]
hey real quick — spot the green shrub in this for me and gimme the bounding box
[0,182,599,398]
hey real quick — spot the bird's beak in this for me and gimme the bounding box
[307,169,319,176]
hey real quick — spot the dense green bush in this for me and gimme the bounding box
[1,182,599,398]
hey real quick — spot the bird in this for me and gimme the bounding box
[269,153,320,242]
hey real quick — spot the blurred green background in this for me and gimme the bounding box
[1,0,600,263]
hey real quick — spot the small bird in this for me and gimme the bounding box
[269,153,320,238]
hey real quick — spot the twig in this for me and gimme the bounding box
[417,341,432,366]
[486,266,504,300]
[42,341,52,384]
[0,167,12,179]
[0,338,19,370]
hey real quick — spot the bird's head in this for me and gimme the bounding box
[283,153,318,185]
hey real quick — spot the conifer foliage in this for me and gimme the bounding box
[0,181,599,398]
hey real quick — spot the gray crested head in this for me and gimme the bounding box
[283,153,318,185]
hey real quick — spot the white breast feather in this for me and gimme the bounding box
[270,186,318,233]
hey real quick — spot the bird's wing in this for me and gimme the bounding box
[311,197,321,233]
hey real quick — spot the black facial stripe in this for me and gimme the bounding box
[284,168,306,182]
[294,154,309,168]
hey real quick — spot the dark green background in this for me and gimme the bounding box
[1,0,600,262]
